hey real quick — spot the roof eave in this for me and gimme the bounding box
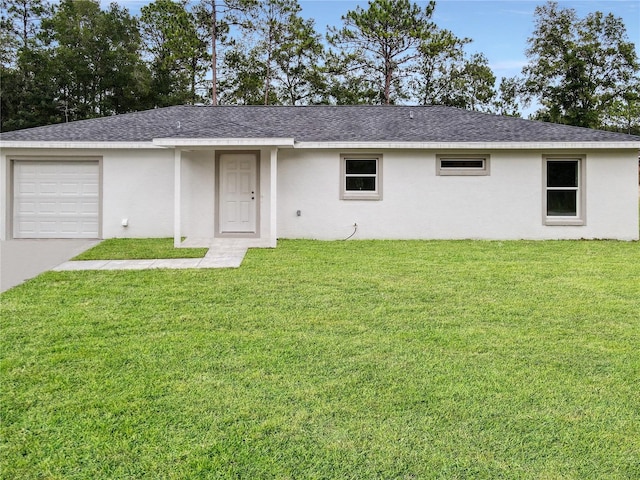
[294,141,640,150]
[0,141,160,149]
[152,137,296,148]
[2,139,638,151]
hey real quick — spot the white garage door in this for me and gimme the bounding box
[13,160,100,239]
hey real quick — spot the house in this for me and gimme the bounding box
[1,105,639,245]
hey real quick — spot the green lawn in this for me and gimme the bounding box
[73,238,208,260]
[1,239,639,479]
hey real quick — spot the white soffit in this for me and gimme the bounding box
[2,139,638,150]
[293,141,640,150]
[153,137,295,148]
[0,141,160,149]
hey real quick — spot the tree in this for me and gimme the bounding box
[219,47,270,104]
[1,0,54,131]
[414,28,496,111]
[414,28,468,105]
[1,0,46,49]
[192,0,254,105]
[140,0,208,106]
[601,79,640,135]
[220,0,324,105]
[328,0,436,104]
[40,0,149,121]
[521,1,639,128]
[269,9,325,104]
[493,76,522,117]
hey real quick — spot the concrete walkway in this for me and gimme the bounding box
[53,238,266,272]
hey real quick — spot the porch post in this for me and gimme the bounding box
[270,147,278,248]
[174,149,182,248]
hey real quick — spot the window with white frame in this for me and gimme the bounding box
[543,156,585,225]
[341,154,382,200]
[436,155,490,176]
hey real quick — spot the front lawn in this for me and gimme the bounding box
[1,240,639,479]
[73,237,208,260]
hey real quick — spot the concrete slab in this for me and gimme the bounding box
[151,259,203,269]
[0,239,99,293]
[3,238,261,285]
[98,260,157,270]
[53,260,110,271]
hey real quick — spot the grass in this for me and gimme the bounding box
[73,237,208,260]
[1,239,639,479]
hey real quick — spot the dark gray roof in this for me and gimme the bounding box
[2,105,639,143]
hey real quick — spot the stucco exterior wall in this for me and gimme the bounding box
[1,148,176,240]
[2,146,637,242]
[181,150,216,239]
[276,148,639,241]
[102,149,174,238]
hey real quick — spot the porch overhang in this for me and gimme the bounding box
[153,137,295,149]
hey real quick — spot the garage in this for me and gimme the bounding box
[13,160,100,239]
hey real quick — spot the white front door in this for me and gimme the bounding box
[219,153,258,234]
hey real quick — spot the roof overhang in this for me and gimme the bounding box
[0,141,161,149]
[294,141,640,150]
[2,139,638,151]
[152,137,296,148]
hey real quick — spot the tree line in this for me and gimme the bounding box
[1,0,638,133]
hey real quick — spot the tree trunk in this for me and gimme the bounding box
[211,1,218,105]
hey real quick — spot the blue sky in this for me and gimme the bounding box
[112,0,639,83]
[298,0,640,81]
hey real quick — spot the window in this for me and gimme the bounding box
[341,154,382,200]
[543,156,585,225]
[437,155,490,176]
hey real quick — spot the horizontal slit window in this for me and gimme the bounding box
[441,159,485,169]
[437,155,490,176]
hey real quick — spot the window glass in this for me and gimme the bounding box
[436,155,489,175]
[440,159,484,169]
[346,159,377,175]
[547,190,577,216]
[547,161,577,187]
[346,176,376,191]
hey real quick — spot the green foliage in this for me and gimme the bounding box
[1,0,56,131]
[601,79,640,135]
[218,0,325,105]
[42,0,151,121]
[140,0,208,106]
[2,0,639,129]
[219,47,271,104]
[271,13,326,105]
[1,0,47,48]
[2,0,152,130]
[494,76,522,117]
[328,0,436,104]
[2,240,639,477]
[522,1,639,128]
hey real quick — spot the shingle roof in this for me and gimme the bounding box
[2,105,639,143]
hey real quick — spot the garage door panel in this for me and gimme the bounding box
[13,161,100,239]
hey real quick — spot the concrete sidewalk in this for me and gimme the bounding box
[53,238,265,272]
[1,238,266,293]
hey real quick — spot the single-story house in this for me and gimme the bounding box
[1,105,639,245]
